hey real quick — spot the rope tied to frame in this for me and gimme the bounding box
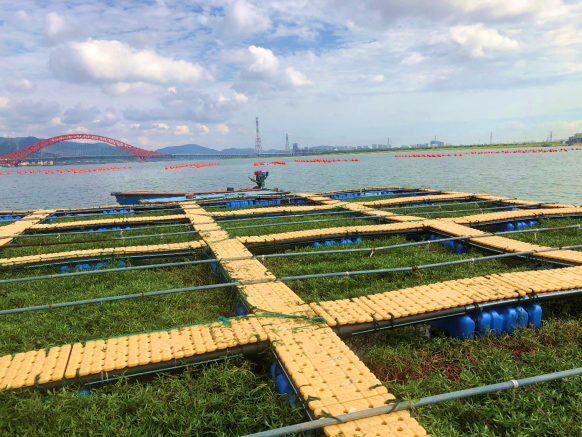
[316,410,345,424]
[370,247,375,258]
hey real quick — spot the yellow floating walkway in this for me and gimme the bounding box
[362,192,473,207]
[210,204,338,218]
[0,211,55,248]
[0,240,206,267]
[0,317,268,390]
[310,265,582,326]
[235,222,421,245]
[415,219,582,266]
[30,213,188,230]
[452,207,582,225]
[179,202,428,437]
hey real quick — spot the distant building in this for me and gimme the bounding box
[292,142,299,153]
[567,133,582,145]
[430,140,445,148]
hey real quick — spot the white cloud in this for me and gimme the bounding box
[195,124,209,135]
[174,125,190,135]
[450,24,520,58]
[226,45,311,93]
[451,0,569,20]
[123,89,247,123]
[0,97,10,109]
[401,52,426,65]
[44,12,76,45]
[222,0,272,36]
[216,124,229,135]
[15,10,28,21]
[138,136,149,145]
[285,67,314,86]
[234,92,249,103]
[50,117,63,126]
[49,39,212,90]
[66,126,88,133]
[544,24,582,47]
[153,123,169,131]
[501,121,527,130]
[247,45,280,76]
[370,75,385,83]
[6,78,36,93]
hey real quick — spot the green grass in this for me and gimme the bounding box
[1,225,200,258]
[260,234,529,302]
[0,255,232,355]
[0,359,307,436]
[381,201,499,219]
[357,300,582,436]
[224,213,376,237]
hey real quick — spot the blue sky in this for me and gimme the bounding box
[1,0,582,150]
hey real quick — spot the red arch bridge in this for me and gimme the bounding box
[0,134,170,166]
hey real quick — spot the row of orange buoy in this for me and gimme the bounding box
[0,166,132,175]
[165,163,220,170]
[253,161,265,166]
[396,147,581,158]
[269,161,287,165]
[295,158,359,163]
[396,154,463,158]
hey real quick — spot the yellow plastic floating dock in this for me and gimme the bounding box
[1,186,581,436]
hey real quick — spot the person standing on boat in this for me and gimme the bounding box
[249,170,268,188]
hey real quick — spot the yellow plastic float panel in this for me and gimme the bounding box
[0,318,268,390]
[235,222,422,245]
[180,201,428,437]
[210,204,338,218]
[362,193,474,207]
[30,213,188,230]
[0,240,206,267]
[425,219,582,266]
[453,207,582,225]
[0,210,55,247]
[315,186,406,195]
[310,265,582,326]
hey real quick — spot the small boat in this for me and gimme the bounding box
[111,188,282,205]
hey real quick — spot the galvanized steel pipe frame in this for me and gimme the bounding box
[242,366,582,437]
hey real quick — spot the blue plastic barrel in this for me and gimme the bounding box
[515,306,529,328]
[431,315,475,339]
[527,304,542,328]
[489,310,503,335]
[475,311,492,336]
[455,243,467,254]
[501,307,518,333]
[235,302,248,316]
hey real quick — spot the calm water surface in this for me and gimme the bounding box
[2,148,582,210]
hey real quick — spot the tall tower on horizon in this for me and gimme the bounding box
[254,117,262,155]
[285,133,290,152]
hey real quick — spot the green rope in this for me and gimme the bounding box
[215,316,232,326]
[316,410,345,423]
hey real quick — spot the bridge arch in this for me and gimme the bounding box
[0,134,169,166]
